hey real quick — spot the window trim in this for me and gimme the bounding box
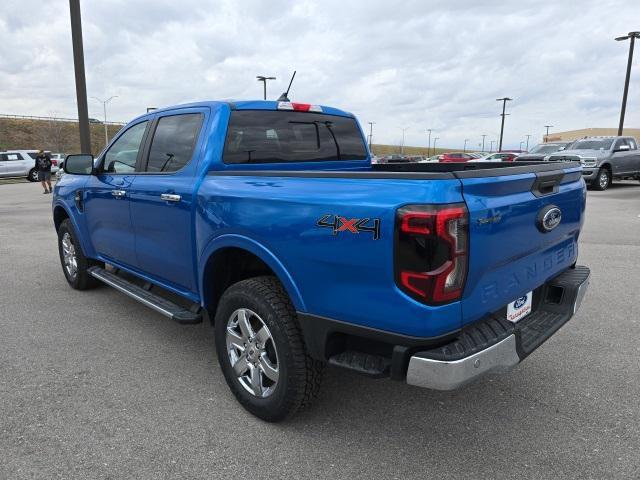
[139,112,205,174]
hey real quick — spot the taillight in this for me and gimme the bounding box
[277,101,323,112]
[395,204,468,305]
[51,160,58,166]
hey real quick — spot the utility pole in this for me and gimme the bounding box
[91,95,117,147]
[433,137,439,152]
[463,139,469,152]
[496,97,512,151]
[398,127,409,154]
[69,0,91,154]
[544,125,553,142]
[367,122,375,151]
[481,134,487,152]
[489,140,495,152]
[615,32,640,135]
[426,128,432,157]
[525,134,531,150]
[256,75,276,100]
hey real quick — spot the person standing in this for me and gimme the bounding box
[35,150,52,194]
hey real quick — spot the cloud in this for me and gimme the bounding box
[1,0,637,149]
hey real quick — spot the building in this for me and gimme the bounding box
[545,127,640,142]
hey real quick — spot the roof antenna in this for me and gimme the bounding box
[277,70,296,102]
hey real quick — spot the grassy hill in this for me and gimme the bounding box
[0,117,123,154]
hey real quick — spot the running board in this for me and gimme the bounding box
[88,266,202,324]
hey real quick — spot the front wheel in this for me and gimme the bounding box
[592,168,610,191]
[57,219,102,290]
[28,168,38,182]
[214,276,324,422]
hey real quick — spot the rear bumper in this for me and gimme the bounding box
[406,265,590,390]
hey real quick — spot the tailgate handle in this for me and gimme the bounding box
[531,171,564,197]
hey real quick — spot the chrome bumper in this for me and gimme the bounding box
[406,266,590,391]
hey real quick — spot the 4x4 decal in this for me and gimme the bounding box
[316,214,381,240]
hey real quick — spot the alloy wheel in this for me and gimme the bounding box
[61,232,78,279]
[226,308,279,398]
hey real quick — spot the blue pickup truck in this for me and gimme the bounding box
[54,100,590,421]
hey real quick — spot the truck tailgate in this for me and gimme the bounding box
[459,165,585,325]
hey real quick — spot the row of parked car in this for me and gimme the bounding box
[0,150,65,181]
[373,136,640,190]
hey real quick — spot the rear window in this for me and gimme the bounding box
[223,111,367,164]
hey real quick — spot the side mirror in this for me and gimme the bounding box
[615,144,630,152]
[64,154,94,175]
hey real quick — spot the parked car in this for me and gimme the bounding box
[439,152,475,162]
[468,152,486,159]
[54,99,589,421]
[420,154,442,162]
[469,152,518,162]
[51,153,66,169]
[547,136,640,190]
[516,143,571,161]
[0,150,59,181]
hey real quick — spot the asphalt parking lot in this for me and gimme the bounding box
[1,179,639,479]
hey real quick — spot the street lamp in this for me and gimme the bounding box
[463,139,469,152]
[433,137,440,152]
[519,141,524,151]
[615,32,640,135]
[544,125,553,142]
[426,128,432,157]
[525,134,531,151]
[489,140,495,152]
[398,127,409,154]
[481,134,487,152]
[496,97,512,151]
[256,75,276,100]
[91,95,118,147]
[367,122,375,151]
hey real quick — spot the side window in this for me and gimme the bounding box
[145,113,203,173]
[613,138,626,151]
[629,139,637,150]
[0,154,6,162]
[103,121,148,174]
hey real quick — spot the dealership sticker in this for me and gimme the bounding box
[506,291,532,323]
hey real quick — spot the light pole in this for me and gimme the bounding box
[91,96,118,147]
[426,128,432,157]
[398,127,409,154]
[256,75,276,100]
[519,141,524,151]
[367,122,375,151]
[525,134,531,150]
[615,32,640,135]
[496,97,512,151]
[489,140,495,152]
[433,137,439,152]
[544,125,553,142]
[481,134,487,152]
[463,139,469,152]
[69,0,90,154]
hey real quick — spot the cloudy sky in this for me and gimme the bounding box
[1,0,638,150]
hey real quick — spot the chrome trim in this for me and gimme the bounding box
[160,193,181,202]
[111,189,126,198]
[573,272,590,315]
[406,335,520,391]
[89,269,174,318]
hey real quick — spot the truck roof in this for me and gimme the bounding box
[129,100,354,124]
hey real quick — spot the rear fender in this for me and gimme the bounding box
[198,234,305,311]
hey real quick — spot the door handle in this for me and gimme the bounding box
[111,189,126,198]
[160,193,181,202]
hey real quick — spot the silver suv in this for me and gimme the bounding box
[547,136,640,191]
[0,150,60,181]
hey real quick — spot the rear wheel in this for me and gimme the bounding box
[28,168,38,182]
[57,219,102,290]
[592,167,610,191]
[214,276,324,422]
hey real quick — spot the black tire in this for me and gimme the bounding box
[214,276,324,422]
[57,219,102,290]
[28,168,38,182]
[592,167,610,191]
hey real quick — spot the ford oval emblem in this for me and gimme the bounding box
[537,205,562,232]
[514,295,528,309]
